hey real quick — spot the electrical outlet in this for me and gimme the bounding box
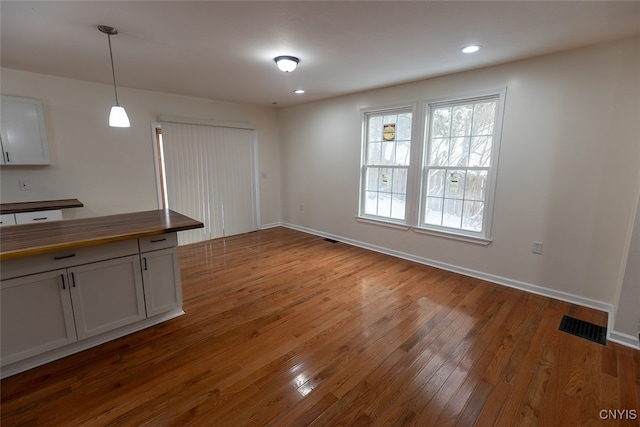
[299,204,303,211]
[532,241,543,254]
[19,179,30,191]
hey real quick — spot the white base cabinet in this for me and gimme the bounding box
[0,233,183,377]
[1,270,77,366]
[68,255,146,340]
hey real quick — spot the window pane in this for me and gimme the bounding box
[449,137,469,166]
[465,170,487,201]
[469,136,492,167]
[451,105,472,136]
[429,138,449,166]
[425,197,443,225]
[383,115,398,125]
[381,140,396,164]
[391,194,406,220]
[472,102,496,136]
[443,198,463,228]
[395,140,410,165]
[392,168,407,195]
[432,107,451,138]
[364,191,378,215]
[397,113,412,141]
[368,116,383,142]
[379,168,392,191]
[462,201,484,231]
[444,170,466,199]
[377,192,391,217]
[366,168,379,191]
[427,169,445,197]
[368,142,381,165]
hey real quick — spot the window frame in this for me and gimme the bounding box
[415,88,506,243]
[357,104,418,228]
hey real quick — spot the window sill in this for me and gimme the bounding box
[413,227,493,245]
[355,216,411,231]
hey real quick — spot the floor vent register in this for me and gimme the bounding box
[558,315,607,345]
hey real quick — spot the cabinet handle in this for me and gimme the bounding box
[60,274,66,290]
[150,238,167,243]
[71,272,77,288]
[143,257,148,271]
[5,152,9,163]
[54,254,76,260]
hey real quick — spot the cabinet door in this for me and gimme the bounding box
[69,255,146,340]
[1,270,77,366]
[0,96,50,165]
[141,247,183,316]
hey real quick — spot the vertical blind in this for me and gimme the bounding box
[160,121,257,245]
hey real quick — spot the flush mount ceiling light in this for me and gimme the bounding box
[293,89,305,94]
[274,55,300,72]
[461,45,482,54]
[98,25,130,128]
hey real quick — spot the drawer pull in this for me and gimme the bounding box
[54,254,76,260]
[32,217,49,221]
[150,238,167,243]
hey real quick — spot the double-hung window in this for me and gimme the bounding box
[358,89,505,242]
[419,92,504,240]
[359,108,413,224]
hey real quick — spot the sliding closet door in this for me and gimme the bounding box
[161,121,257,245]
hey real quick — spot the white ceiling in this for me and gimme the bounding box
[1,1,639,107]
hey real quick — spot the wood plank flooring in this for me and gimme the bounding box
[2,227,639,426]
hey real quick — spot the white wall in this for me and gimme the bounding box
[278,37,640,321]
[0,69,282,225]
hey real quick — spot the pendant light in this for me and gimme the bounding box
[98,25,130,127]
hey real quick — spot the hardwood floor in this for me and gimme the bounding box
[2,227,639,426]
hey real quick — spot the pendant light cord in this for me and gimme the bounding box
[106,34,120,106]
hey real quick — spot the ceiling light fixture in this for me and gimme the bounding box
[98,25,130,128]
[461,45,482,54]
[293,89,305,94]
[274,55,300,72]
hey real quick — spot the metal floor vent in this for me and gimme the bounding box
[559,315,607,345]
[324,238,339,243]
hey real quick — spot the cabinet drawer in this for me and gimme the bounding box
[1,239,140,280]
[15,210,62,224]
[138,233,177,252]
[0,214,16,226]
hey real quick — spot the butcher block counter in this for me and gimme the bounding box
[0,209,203,378]
[0,209,203,260]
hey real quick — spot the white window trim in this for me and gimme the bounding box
[416,87,507,242]
[356,103,418,226]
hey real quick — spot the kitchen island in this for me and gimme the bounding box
[0,209,203,378]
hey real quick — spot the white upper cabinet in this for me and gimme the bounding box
[0,96,51,165]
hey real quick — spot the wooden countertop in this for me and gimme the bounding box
[0,198,84,214]
[0,209,203,261]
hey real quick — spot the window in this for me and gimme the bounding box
[419,93,504,240]
[357,89,505,243]
[359,108,413,223]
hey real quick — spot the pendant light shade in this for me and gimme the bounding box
[109,105,131,127]
[98,25,130,128]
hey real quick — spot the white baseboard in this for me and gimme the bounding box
[259,222,284,230]
[608,330,640,350]
[282,223,639,350]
